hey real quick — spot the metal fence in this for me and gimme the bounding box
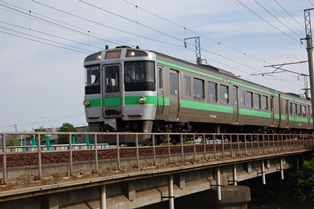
[0,132,313,184]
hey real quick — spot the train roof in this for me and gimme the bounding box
[149,49,310,102]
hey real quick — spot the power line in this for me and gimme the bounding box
[237,0,302,44]
[274,0,305,30]
[0,26,94,53]
[31,0,183,48]
[255,0,302,38]
[0,30,89,54]
[0,3,125,46]
[0,21,104,50]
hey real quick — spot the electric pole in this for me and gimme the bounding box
[304,8,314,129]
[184,36,203,65]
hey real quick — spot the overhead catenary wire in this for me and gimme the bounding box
[31,0,183,48]
[274,0,305,30]
[237,0,303,44]
[1,1,306,87]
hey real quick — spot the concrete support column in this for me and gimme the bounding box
[100,184,106,209]
[207,186,251,209]
[174,173,185,189]
[233,164,237,186]
[280,157,284,180]
[168,174,174,209]
[261,160,266,185]
[122,181,136,201]
[41,194,59,209]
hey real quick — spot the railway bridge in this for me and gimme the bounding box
[0,132,313,209]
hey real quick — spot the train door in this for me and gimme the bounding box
[102,65,122,119]
[232,86,239,124]
[270,96,275,126]
[285,100,289,127]
[168,70,180,120]
[156,67,164,114]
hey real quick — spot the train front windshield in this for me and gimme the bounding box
[124,61,155,91]
[85,65,100,95]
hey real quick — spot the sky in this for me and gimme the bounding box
[1,0,314,132]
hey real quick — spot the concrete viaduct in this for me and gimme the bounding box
[0,132,313,209]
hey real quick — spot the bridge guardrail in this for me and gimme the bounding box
[0,132,313,184]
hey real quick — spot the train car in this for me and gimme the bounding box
[83,46,312,144]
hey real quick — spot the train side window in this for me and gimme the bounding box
[220,85,229,104]
[270,96,274,111]
[232,86,238,106]
[302,105,306,116]
[284,100,288,114]
[291,103,297,115]
[208,81,217,102]
[290,102,293,114]
[158,68,163,89]
[254,93,260,109]
[184,76,191,97]
[246,91,253,108]
[262,95,268,110]
[297,105,301,116]
[240,90,245,107]
[170,72,178,95]
[194,78,204,100]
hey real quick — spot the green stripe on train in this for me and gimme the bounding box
[181,100,233,113]
[239,108,271,118]
[87,98,101,107]
[125,96,157,105]
[289,116,309,123]
[103,97,122,106]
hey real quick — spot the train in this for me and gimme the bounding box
[83,45,313,144]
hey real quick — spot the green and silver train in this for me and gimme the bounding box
[83,46,312,144]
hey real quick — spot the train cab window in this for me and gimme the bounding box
[240,90,245,107]
[262,96,268,110]
[194,78,204,100]
[105,66,120,93]
[220,85,229,104]
[254,93,260,109]
[232,86,238,106]
[246,91,253,108]
[184,76,191,97]
[208,81,217,102]
[85,65,100,95]
[124,61,155,91]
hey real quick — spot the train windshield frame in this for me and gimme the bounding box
[124,61,155,91]
[85,65,100,95]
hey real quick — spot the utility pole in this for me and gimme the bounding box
[304,8,314,129]
[184,36,203,65]
[12,124,17,132]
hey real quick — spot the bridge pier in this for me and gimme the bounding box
[207,186,251,209]
[176,186,251,209]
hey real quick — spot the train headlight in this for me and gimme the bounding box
[138,96,146,104]
[83,100,90,107]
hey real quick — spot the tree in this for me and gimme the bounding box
[289,156,314,207]
[6,135,19,146]
[57,123,77,144]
